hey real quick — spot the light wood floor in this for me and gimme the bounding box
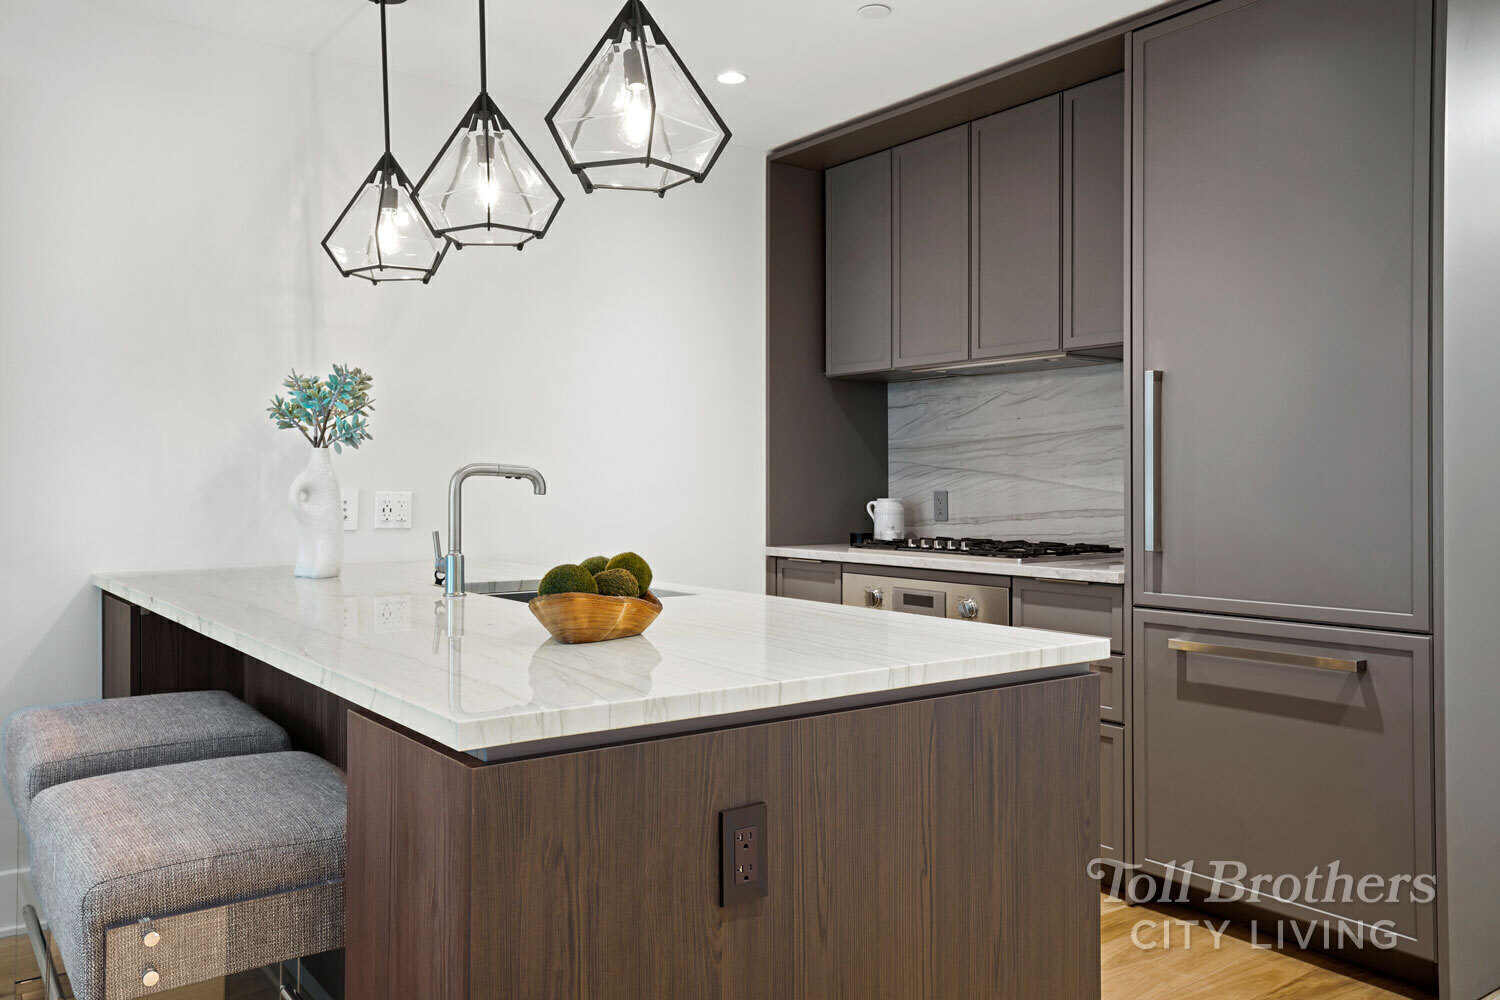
[0,905,1455,1000]
[1102,894,1435,1000]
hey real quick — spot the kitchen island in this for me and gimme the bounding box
[93,562,1108,999]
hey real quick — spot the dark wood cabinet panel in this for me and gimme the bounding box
[774,558,843,604]
[892,126,971,368]
[825,151,893,376]
[348,676,1100,999]
[1062,73,1124,349]
[1133,609,1434,958]
[101,592,140,699]
[970,95,1062,360]
[1130,0,1432,631]
[242,656,352,770]
[137,609,244,698]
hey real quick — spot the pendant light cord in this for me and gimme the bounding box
[478,0,489,96]
[380,0,393,157]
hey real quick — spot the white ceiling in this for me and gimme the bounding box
[81,0,1158,150]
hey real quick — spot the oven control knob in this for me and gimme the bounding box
[956,596,979,620]
[866,587,884,608]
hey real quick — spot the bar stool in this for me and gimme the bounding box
[3,691,291,839]
[26,751,346,1000]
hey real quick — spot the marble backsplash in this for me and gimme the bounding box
[887,364,1125,543]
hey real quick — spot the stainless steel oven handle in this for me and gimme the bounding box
[1168,638,1366,674]
[1144,370,1163,553]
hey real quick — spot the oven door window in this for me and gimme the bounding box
[891,587,948,618]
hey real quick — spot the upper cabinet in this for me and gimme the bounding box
[1063,74,1125,350]
[971,96,1062,360]
[826,77,1123,378]
[825,151,893,377]
[892,126,972,368]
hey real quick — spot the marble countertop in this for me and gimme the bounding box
[93,562,1109,754]
[764,543,1127,585]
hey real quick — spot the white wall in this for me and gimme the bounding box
[0,0,766,931]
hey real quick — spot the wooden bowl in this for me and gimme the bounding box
[527,591,663,644]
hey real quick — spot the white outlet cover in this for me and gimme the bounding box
[373,595,411,633]
[341,489,359,531]
[374,490,412,530]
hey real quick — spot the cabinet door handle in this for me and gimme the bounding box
[1144,369,1163,553]
[786,558,825,564]
[1168,638,1366,674]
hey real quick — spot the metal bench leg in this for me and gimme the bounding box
[21,904,64,1000]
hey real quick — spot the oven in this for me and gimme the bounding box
[841,571,1010,625]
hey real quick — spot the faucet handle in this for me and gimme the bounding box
[432,530,446,586]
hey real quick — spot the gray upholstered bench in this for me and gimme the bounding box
[3,691,290,839]
[27,751,346,1000]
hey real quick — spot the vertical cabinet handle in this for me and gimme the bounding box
[1143,370,1163,553]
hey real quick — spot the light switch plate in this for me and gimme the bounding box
[341,489,359,531]
[374,491,412,530]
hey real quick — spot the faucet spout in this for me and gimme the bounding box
[443,463,547,597]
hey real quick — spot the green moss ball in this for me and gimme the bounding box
[579,555,609,575]
[537,564,599,596]
[606,552,653,594]
[594,568,642,598]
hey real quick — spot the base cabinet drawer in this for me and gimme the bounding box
[1134,609,1435,958]
[1100,722,1127,866]
[774,559,843,604]
[1092,655,1124,724]
[1013,578,1123,652]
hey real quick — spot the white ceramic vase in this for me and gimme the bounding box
[289,448,343,579]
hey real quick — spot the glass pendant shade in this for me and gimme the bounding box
[416,102,563,249]
[324,155,449,283]
[322,0,447,284]
[546,0,731,195]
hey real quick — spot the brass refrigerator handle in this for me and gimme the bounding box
[1168,637,1366,673]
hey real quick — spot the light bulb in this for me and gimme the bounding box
[617,40,653,148]
[376,185,408,255]
[620,86,653,146]
[476,134,502,209]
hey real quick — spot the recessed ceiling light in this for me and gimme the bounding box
[716,70,748,85]
[857,3,893,18]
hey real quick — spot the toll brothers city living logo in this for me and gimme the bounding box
[1090,859,1437,952]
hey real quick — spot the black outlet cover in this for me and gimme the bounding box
[720,802,768,906]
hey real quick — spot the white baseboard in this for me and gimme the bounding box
[0,867,24,938]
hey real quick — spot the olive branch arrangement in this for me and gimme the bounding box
[266,364,375,453]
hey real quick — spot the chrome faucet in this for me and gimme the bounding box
[434,464,547,597]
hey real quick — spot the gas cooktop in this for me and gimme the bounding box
[852,536,1123,563]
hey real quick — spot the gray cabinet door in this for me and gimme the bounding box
[1099,722,1127,866]
[970,96,1061,360]
[825,151,893,376]
[775,559,844,604]
[1133,609,1435,958]
[1130,0,1431,631]
[892,126,970,368]
[1012,578,1124,653]
[1062,74,1124,350]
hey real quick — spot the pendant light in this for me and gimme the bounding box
[322,0,449,284]
[545,0,731,196]
[415,0,564,249]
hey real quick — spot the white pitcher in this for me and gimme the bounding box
[866,498,906,541]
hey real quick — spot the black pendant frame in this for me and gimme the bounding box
[321,0,448,284]
[414,0,565,250]
[544,0,732,197]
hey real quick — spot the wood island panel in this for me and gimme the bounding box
[347,674,1100,1000]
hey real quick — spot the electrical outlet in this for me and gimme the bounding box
[341,489,359,531]
[373,595,411,633]
[720,803,768,905]
[934,490,949,522]
[374,491,412,530]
